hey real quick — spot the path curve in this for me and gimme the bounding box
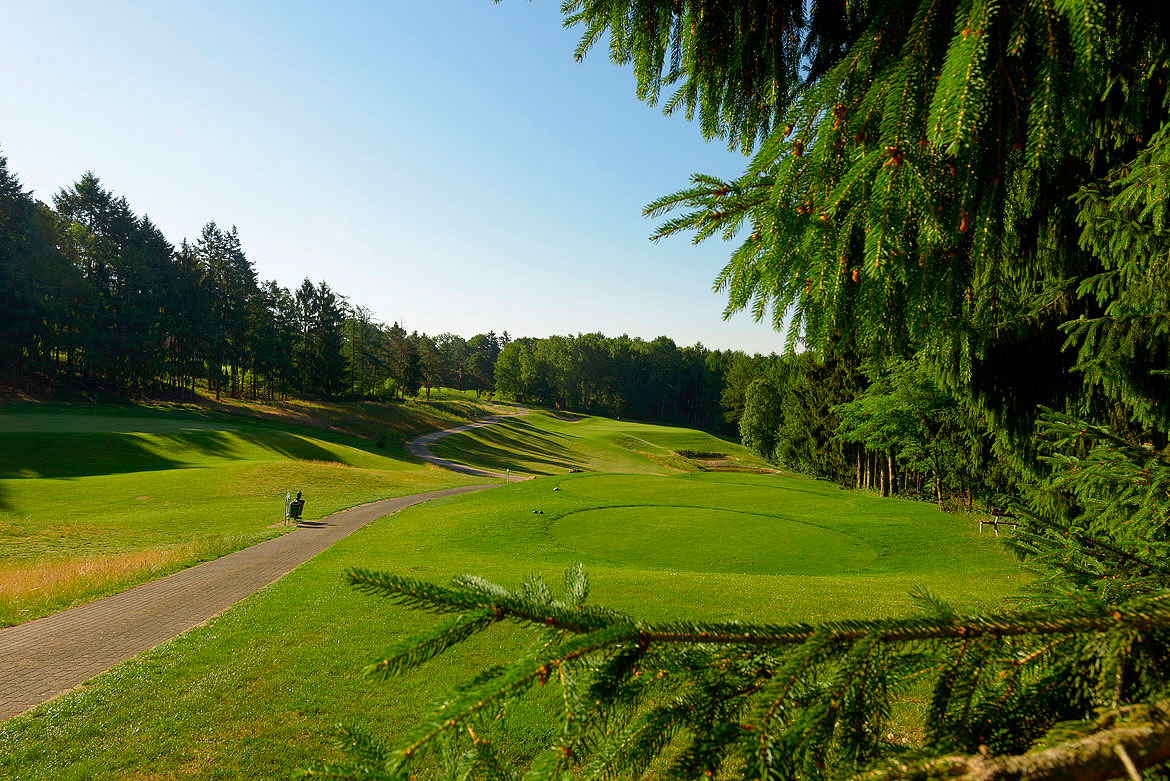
[409,406,534,479]
[0,484,493,721]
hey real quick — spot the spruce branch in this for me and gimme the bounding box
[311,563,1170,780]
[859,701,1170,781]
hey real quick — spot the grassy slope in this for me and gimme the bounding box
[0,465,1029,779]
[428,410,773,476]
[0,397,494,626]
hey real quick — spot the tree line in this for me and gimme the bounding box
[492,333,762,431]
[735,350,1011,510]
[1,155,803,436]
[0,157,506,402]
[489,329,1039,514]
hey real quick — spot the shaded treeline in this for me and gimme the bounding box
[736,351,1008,509]
[493,334,758,431]
[0,157,502,402]
[492,334,1009,510]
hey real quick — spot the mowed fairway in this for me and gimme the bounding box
[427,410,773,475]
[0,405,485,627]
[0,457,1029,778]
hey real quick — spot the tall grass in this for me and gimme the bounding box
[0,535,263,627]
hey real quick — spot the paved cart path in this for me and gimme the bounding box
[0,409,536,721]
[408,406,534,479]
[0,485,495,721]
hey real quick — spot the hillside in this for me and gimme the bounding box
[0,394,497,627]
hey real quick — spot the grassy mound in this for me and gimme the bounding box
[0,470,1029,777]
[427,411,770,476]
[551,506,877,574]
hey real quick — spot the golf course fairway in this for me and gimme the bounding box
[0,463,1028,778]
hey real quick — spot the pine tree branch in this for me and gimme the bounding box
[350,569,1170,654]
[859,701,1170,781]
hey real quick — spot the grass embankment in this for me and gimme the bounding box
[0,395,496,627]
[428,410,773,476]
[0,463,1029,778]
[188,387,499,443]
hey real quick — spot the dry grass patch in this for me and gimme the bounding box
[0,536,259,627]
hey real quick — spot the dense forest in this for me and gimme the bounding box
[493,334,764,431]
[0,156,507,403]
[0,153,794,435]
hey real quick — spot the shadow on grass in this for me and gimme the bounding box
[431,419,585,475]
[0,432,187,479]
[0,428,386,479]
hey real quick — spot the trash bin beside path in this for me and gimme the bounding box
[285,490,305,522]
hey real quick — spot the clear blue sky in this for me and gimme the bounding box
[1,1,784,354]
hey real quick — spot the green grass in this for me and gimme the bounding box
[0,469,1030,779]
[0,401,489,626]
[428,411,772,476]
[3,389,499,444]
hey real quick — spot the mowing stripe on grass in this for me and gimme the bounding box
[408,407,534,478]
[0,483,495,721]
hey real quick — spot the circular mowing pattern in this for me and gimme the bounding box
[549,506,877,576]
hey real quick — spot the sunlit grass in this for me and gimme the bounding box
[0,535,262,626]
[427,410,772,476]
[0,470,1029,778]
[0,401,490,626]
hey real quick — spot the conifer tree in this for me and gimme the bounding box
[568,0,1167,431]
[304,2,1170,778]
[0,153,42,388]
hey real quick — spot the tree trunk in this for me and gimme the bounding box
[888,453,896,495]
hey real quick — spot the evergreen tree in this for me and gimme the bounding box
[773,352,859,483]
[303,559,1170,781]
[304,5,1170,776]
[0,154,42,388]
[345,306,385,397]
[415,334,444,401]
[581,0,1167,441]
[294,278,349,398]
[197,222,258,399]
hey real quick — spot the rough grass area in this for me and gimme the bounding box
[0,471,1030,778]
[427,411,772,476]
[0,401,488,626]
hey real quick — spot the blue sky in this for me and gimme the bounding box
[1,1,784,353]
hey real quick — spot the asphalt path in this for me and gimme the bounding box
[0,410,532,720]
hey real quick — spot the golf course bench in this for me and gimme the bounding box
[980,509,1018,536]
